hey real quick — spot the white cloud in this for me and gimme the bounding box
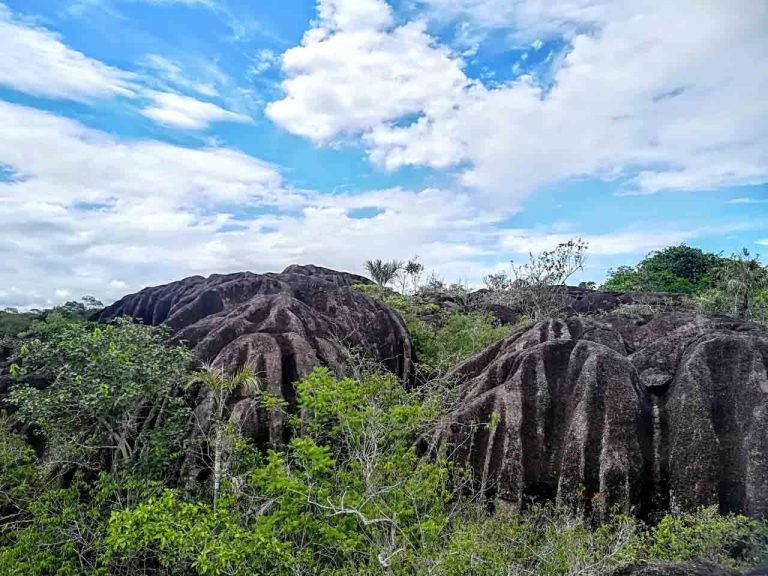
[0,100,739,307]
[141,91,251,129]
[317,0,394,32]
[727,197,767,205]
[0,101,499,307]
[137,0,215,6]
[0,7,134,101]
[0,101,282,208]
[251,49,278,75]
[268,0,768,208]
[142,54,219,97]
[0,4,256,130]
[499,229,698,257]
[266,0,472,142]
[419,0,619,41]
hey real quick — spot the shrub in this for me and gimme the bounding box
[8,315,193,480]
[633,507,768,568]
[483,239,588,320]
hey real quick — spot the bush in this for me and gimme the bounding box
[8,315,193,480]
[633,507,768,568]
[353,283,512,374]
[603,246,723,295]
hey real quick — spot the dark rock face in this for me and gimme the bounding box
[418,286,685,327]
[563,286,685,315]
[432,314,768,518]
[280,264,372,287]
[96,267,413,447]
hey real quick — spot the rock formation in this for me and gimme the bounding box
[432,313,768,518]
[96,266,413,448]
[418,285,685,327]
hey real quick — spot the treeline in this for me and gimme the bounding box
[602,245,767,320]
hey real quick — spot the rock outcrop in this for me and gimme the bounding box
[432,313,768,518]
[418,286,685,327]
[96,266,413,448]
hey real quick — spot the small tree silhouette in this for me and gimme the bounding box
[364,259,403,287]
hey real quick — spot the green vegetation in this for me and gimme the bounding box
[353,283,513,374]
[2,334,766,574]
[603,245,723,294]
[0,296,103,339]
[602,244,768,321]
[1,245,768,575]
[8,314,193,480]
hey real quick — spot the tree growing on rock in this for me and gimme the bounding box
[483,239,589,320]
[191,364,260,511]
[395,256,424,294]
[365,259,404,288]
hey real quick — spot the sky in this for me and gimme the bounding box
[0,0,767,308]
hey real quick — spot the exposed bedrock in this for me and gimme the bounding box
[432,314,768,518]
[96,266,413,448]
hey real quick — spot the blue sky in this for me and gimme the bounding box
[0,0,766,307]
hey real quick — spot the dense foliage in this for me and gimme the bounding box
[602,245,768,322]
[353,284,513,374]
[2,245,768,575]
[8,315,193,480]
[2,341,767,574]
[603,245,723,294]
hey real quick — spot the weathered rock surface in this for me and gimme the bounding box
[419,286,685,327]
[432,313,768,518]
[96,267,413,447]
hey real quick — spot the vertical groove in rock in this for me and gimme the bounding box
[433,314,768,518]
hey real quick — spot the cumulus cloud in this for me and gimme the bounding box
[268,0,768,208]
[141,91,251,129]
[0,6,134,101]
[418,0,620,41]
[0,101,501,306]
[266,1,471,142]
[2,100,712,308]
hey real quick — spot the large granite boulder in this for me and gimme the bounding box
[432,313,768,518]
[96,267,413,448]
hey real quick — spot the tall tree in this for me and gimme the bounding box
[191,364,259,511]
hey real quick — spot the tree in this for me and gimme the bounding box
[639,245,722,285]
[483,239,589,320]
[191,364,259,511]
[396,256,424,294]
[603,245,723,294]
[9,316,193,480]
[365,259,404,288]
[713,249,768,319]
